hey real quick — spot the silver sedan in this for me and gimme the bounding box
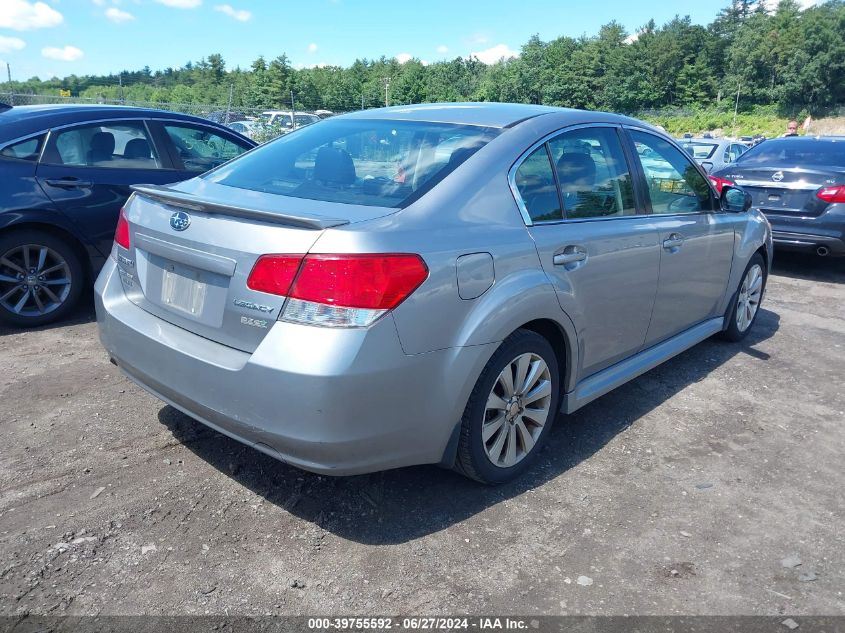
[96,104,771,484]
[677,137,748,173]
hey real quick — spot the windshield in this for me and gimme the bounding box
[207,118,499,208]
[737,138,845,168]
[680,142,718,159]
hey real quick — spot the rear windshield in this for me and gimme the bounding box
[207,118,499,208]
[680,142,717,159]
[736,138,845,168]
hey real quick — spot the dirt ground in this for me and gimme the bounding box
[0,252,843,618]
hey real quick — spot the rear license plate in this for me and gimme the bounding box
[161,267,207,316]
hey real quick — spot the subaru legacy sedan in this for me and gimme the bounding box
[96,103,771,484]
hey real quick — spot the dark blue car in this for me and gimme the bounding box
[0,104,256,326]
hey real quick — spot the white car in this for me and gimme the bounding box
[260,111,320,131]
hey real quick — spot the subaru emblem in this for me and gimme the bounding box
[170,210,191,231]
[771,171,784,182]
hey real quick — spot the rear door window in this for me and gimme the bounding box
[513,145,561,223]
[630,130,714,214]
[42,122,161,169]
[548,128,636,219]
[1,135,46,161]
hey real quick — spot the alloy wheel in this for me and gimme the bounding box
[0,244,73,318]
[735,263,763,332]
[483,352,553,468]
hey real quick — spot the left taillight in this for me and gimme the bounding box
[709,175,734,195]
[246,253,429,328]
[816,185,845,204]
[114,207,130,250]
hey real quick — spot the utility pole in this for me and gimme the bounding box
[732,82,740,138]
[383,77,390,107]
[118,72,124,104]
[225,83,234,125]
[290,89,296,128]
[6,63,10,84]
[361,93,364,110]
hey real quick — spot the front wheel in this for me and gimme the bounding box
[721,252,766,342]
[454,329,561,484]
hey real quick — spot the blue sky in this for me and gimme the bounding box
[1,0,752,81]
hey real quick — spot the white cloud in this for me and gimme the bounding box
[308,42,318,53]
[41,45,83,61]
[0,0,63,31]
[214,4,250,20]
[760,0,819,10]
[155,0,201,8]
[624,32,639,44]
[395,52,413,64]
[92,0,106,5]
[436,45,448,54]
[469,43,518,64]
[105,7,135,22]
[0,36,27,53]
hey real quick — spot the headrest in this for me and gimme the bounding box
[124,138,151,159]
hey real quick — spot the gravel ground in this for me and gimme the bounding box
[0,252,843,617]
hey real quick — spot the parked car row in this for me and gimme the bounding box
[227,111,327,141]
[3,100,841,486]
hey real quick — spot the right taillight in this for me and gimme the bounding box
[817,185,845,203]
[114,207,130,250]
[709,175,734,195]
[246,253,429,328]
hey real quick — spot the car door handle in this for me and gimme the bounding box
[553,247,587,266]
[44,178,93,188]
[662,233,685,250]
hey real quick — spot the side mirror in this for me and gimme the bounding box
[721,185,752,213]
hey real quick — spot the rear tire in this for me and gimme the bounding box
[720,252,766,342]
[454,329,561,484]
[0,230,84,328]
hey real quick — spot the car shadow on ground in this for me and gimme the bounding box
[158,308,779,545]
[771,251,845,284]
[0,292,95,338]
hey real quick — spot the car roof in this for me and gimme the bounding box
[677,138,730,145]
[338,102,648,130]
[0,104,226,143]
[764,135,845,142]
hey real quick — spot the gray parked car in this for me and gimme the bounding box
[677,138,748,173]
[95,103,772,484]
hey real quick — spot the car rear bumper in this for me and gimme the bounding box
[771,231,845,255]
[765,207,845,256]
[95,258,494,475]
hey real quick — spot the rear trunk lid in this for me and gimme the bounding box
[117,179,394,353]
[721,166,844,217]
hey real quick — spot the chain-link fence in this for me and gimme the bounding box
[1,92,350,143]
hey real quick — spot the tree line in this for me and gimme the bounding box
[4,0,844,117]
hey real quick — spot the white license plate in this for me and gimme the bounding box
[161,268,207,316]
